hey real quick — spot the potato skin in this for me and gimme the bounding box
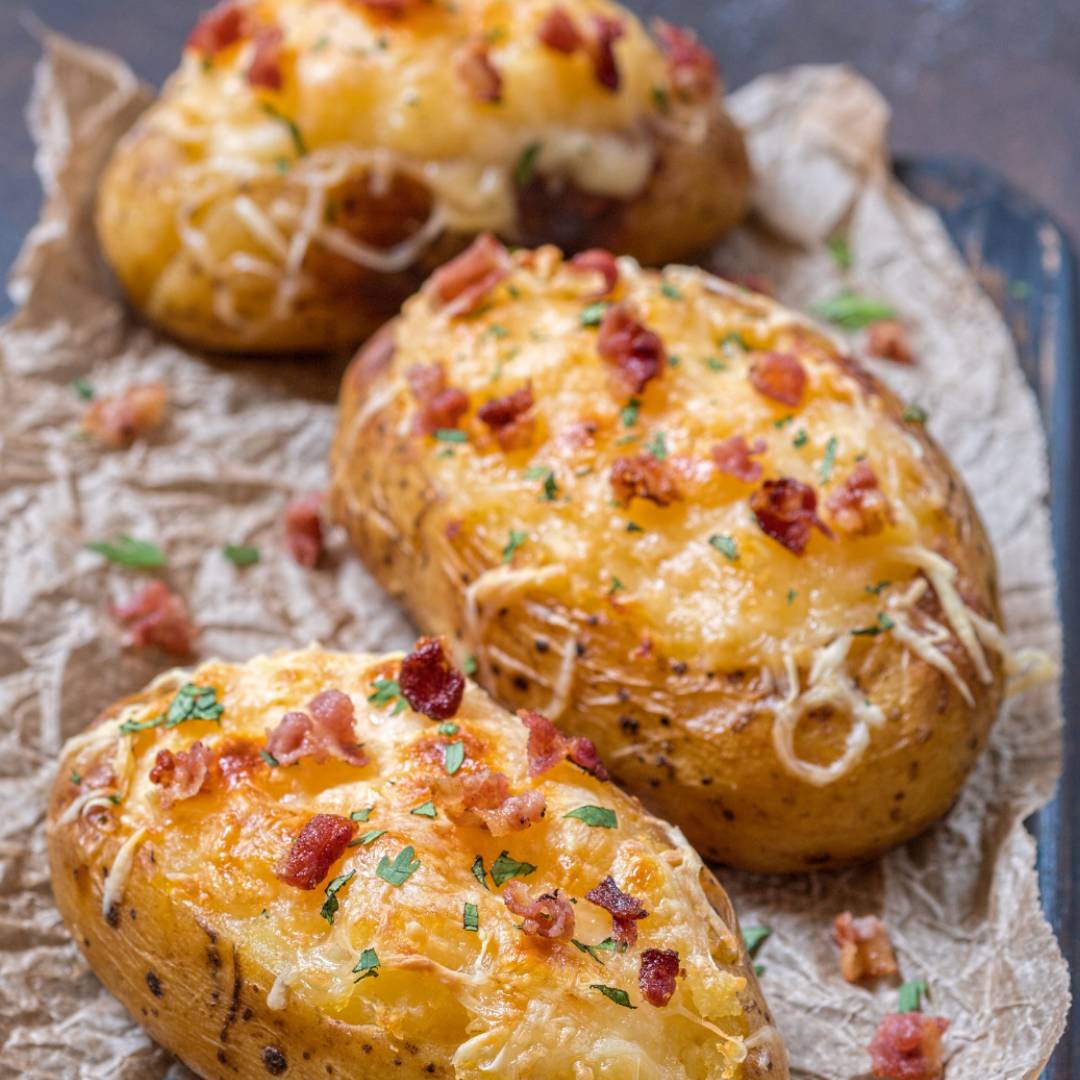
[95,0,749,354]
[329,251,1005,873]
[48,650,786,1080]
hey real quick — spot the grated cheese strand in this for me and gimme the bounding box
[101,827,148,920]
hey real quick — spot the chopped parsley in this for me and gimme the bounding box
[704,355,726,372]
[368,677,408,715]
[865,580,891,596]
[572,939,606,963]
[434,428,467,443]
[463,654,478,677]
[564,806,617,829]
[792,429,809,450]
[709,535,739,562]
[595,938,627,953]
[898,978,929,1014]
[85,535,166,569]
[614,434,640,446]
[523,465,550,479]
[71,378,94,400]
[609,577,624,594]
[538,472,559,502]
[411,800,438,819]
[903,404,928,424]
[811,291,896,330]
[620,398,640,427]
[444,741,465,775]
[720,332,748,352]
[119,714,166,735]
[742,926,771,957]
[625,521,644,534]
[580,302,610,328]
[590,984,637,1009]
[668,354,680,367]
[651,85,670,113]
[826,234,852,270]
[438,721,460,736]
[260,750,280,768]
[106,794,121,805]
[223,544,260,567]
[165,684,224,728]
[320,871,355,924]
[69,772,81,784]
[786,589,798,605]
[819,436,839,483]
[660,282,683,300]
[376,845,421,887]
[515,140,543,186]
[502,529,528,563]
[482,324,509,340]
[772,414,794,429]
[1010,280,1032,300]
[463,902,480,932]
[351,807,375,822]
[644,431,667,461]
[261,101,307,157]
[353,948,380,982]
[471,855,489,890]
[490,850,537,888]
[852,612,896,637]
[352,829,388,848]
[437,448,455,459]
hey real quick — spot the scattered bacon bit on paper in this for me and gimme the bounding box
[586,875,648,946]
[869,1012,950,1080]
[284,493,324,568]
[432,768,546,835]
[748,351,807,407]
[264,690,369,768]
[274,813,357,890]
[867,319,916,365]
[478,385,535,450]
[150,742,216,809]
[399,636,465,720]
[652,20,718,97]
[570,249,619,297]
[109,580,196,657]
[503,882,576,940]
[640,947,682,1006]
[712,435,766,483]
[833,912,900,981]
[597,304,665,394]
[751,478,835,554]
[826,462,895,536]
[519,709,610,781]
[426,233,509,316]
[610,454,682,507]
[81,384,167,448]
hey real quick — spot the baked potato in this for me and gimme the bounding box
[329,239,1009,873]
[47,642,785,1080]
[95,0,750,353]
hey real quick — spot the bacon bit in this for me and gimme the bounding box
[187,1,248,54]
[503,881,576,940]
[432,768,546,835]
[639,948,682,1006]
[585,15,624,92]
[631,635,654,661]
[537,7,584,53]
[426,233,509,317]
[478,384,535,451]
[570,249,619,297]
[748,352,807,407]
[653,20,718,98]
[586,875,648,946]
[869,1013,950,1080]
[265,690,369,768]
[833,913,899,982]
[274,813,357,890]
[109,581,196,657]
[519,710,610,781]
[248,27,283,90]
[826,462,894,536]
[355,0,423,11]
[712,435,766,483]
[597,304,665,394]
[867,320,916,365]
[445,519,463,541]
[457,37,503,104]
[81,384,167,449]
[406,363,470,436]
[399,637,465,720]
[284,493,324,568]
[751,478,835,555]
[610,454,681,508]
[150,742,216,809]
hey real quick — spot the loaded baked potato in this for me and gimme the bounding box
[329,239,1009,872]
[95,0,750,353]
[47,642,784,1080]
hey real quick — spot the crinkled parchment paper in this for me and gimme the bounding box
[0,36,1068,1080]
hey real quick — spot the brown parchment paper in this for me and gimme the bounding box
[0,37,1068,1080]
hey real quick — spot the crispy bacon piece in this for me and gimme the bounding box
[274,813,357,890]
[426,233,509,317]
[284,493,324,568]
[187,1,248,54]
[478,384,535,451]
[712,435,766,483]
[81,384,167,448]
[748,352,807,407]
[248,27,283,90]
[109,581,196,657]
[653,20,718,98]
[750,478,835,555]
[503,881,576,940]
[519,710,610,781]
[432,768,546,835]
[406,362,470,436]
[570,249,619,297]
[356,0,423,11]
[869,1013,950,1080]
[597,304,665,394]
[610,454,682,508]
[867,320,915,365]
[586,875,648,946]
[399,636,465,720]
[457,37,503,104]
[537,7,583,53]
[826,462,894,536]
[264,690,369,768]
[639,948,682,1006]
[585,15,624,92]
[150,742,216,809]
[833,913,899,982]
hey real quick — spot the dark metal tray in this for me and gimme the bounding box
[895,157,1078,1079]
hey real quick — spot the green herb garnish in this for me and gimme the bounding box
[463,902,480,932]
[865,581,891,596]
[438,721,459,736]
[539,472,559,501]
[482,324,509,340]
[502,529,528,563]
[898,978,929,1014]
[595,938,628,953]
[524,465,550,479]
[651,85,670,113]
[368,677,409,715]
[590,984,637,1009]
[411,800,438,819]
[705,356,726,372]
[223,544,260,567]
[626,521,644,534]
[444,741,465,775]
[709,535,739,562]
[353,829,387,848]
[580,302,610,328]
[826,234,852,269]
[644,431,667,461]
[793,429,808,450]
[811,291,896,330]
[819,436,839,483]
[72,378,94,400]
[515,140,542,186]
[621,398,640,427]
[119,715,164,735]
[572,939,606,963]
[320,871,355,924]
[261,101,307,157]
[490,851,537,888]
[852,612,896,637]
[376,846,421,887]
[660,282,683,300]
[742,926,771,957]
[434,429,467,443]
[260,750,280,768]
[786,589,798,605]
[463,654,478,676]
[609,577,624,594]
[165,684,224,729]
[903,404,928,424]
[353,948,380,982]
[351,807,375,822]
[69,772,81,784]
[564,806,617,829]
[85,535,166,569]
[472,855,489,890]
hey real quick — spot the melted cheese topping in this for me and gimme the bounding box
[58,649,754,1080]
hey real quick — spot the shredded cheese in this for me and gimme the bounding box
[101,827,147,920]
[56,789,120,827]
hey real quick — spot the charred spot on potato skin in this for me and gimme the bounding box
[619,715,639,735]
[146,971,163,998]
[513,675,529,692]
[535,639,550,654]
[362,1045,373,1053]
[261,1047,287,1075]
[804,853,832,866]
[105,903,120,928]
[217,1049,228,1065]
[243,1007,253,1021]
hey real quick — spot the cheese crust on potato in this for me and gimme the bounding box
[329,240,1012,872]
[95,0,749,353]
[47,644,785,1080]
